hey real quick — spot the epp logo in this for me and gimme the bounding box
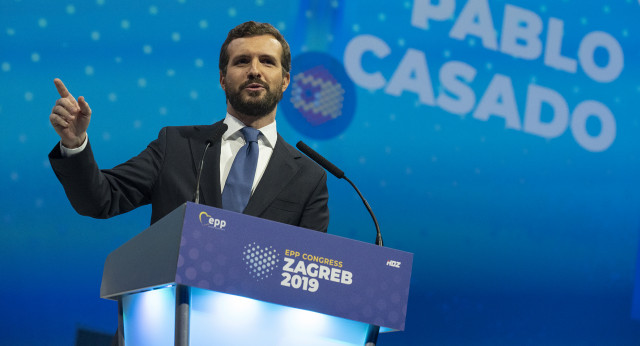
[282,52,356,139]
[199,211,226,230]
[386,260,401,268]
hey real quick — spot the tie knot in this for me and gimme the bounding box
[241,127,260,143]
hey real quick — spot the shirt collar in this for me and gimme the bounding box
[222,113,277,149]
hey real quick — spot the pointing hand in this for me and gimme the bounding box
[49,78,92,149]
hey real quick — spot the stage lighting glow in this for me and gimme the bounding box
[188,287,371,345]
[122,286,175,346]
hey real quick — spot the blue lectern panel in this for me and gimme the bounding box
[177,202,413,331]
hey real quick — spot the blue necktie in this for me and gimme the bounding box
[222,127,260,213]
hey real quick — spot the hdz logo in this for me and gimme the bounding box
[282,52,356,139]
[386,260,401,268]
[198,211,226,230]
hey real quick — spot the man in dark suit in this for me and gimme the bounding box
[48,21,329,232]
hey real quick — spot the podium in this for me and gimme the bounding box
[101,202,413,345]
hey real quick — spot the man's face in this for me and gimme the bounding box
[220,35,290,119]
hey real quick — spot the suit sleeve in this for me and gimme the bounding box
[48,128,167,219]
[298,170,330,233]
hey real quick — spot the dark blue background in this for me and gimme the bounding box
[1,0,639,344]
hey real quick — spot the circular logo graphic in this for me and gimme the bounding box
[281,52,356,139]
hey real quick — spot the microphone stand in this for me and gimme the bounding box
[193,124,228,204]
[343,176,383,247]
[296,141,383,345]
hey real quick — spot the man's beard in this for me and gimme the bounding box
[226,78,284,118]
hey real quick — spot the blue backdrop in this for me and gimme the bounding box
[2,0,640,344]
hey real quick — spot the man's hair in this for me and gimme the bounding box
[219,21,291,77]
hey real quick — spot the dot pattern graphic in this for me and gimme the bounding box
[243,242,280,280]
[290,65,345,126]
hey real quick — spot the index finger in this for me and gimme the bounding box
[54,78,72,98]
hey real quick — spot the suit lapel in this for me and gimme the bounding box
[189,121,224,209]
[244,135,299,217]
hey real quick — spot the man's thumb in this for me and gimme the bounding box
[77,96,92,116]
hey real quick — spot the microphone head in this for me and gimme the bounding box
[296,141,345,179]
[207,123,228,145]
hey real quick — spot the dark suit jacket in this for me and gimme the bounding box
[49,121,329,232]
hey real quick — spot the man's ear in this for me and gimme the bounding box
[219,70,226,91]
[281,72,290,92]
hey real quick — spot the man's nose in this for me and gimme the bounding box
[247,59,261,78]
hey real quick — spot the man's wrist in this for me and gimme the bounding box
[61,133,87,149]
[60,134,89,157]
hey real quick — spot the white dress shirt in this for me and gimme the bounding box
[220,113,276,194]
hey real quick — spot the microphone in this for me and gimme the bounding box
[194,124,228,204]
[296,141,344,179]
[296,141,383,246]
